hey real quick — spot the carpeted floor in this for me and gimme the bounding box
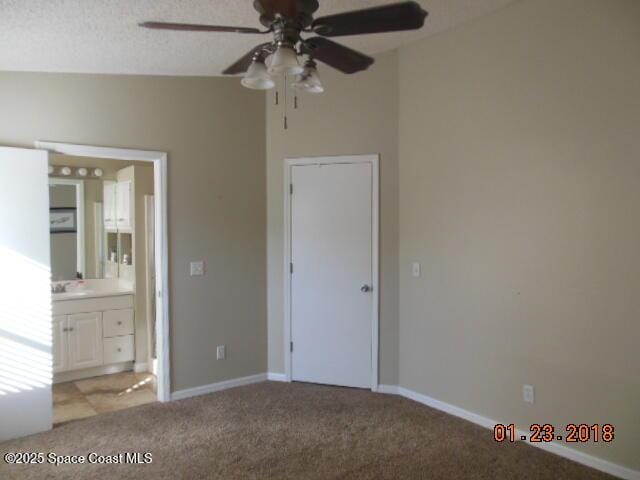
[0,381,616,479]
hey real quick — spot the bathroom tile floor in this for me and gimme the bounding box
[53,371,156,425]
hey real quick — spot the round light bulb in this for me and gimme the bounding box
[60,167,71,176]
[268,45,303,75]
[77,167,88,177]
[241,60,275,90]
[93,168,103,177]
[48,165,55,175]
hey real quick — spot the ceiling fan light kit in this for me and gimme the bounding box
[241,58,275,90]
[268,43,304,76]
[292,60,324,94]
[141,1,428,125]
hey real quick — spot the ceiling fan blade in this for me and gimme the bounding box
[312,1,428,37]
[253,0,318,18]
[223,43,273,75]
[139,22,264,34]
[302,37,374,74]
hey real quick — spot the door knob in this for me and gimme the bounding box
[361,284,372,293]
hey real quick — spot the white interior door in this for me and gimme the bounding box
[0,146,53,441]
[290,161,374,389]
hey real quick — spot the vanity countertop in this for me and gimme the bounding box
[52,279,134,302]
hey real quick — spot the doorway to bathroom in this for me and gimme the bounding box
[41,142,169,426]
[0,142,169,439]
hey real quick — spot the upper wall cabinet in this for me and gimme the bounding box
[104,180,132,232]
[104,181,117,231]
[115,180,132,232]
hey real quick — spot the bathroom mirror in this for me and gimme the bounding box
[49,177,107,281]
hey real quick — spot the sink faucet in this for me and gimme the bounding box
[51,282,71,293]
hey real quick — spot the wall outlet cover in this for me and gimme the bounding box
[523,384,535,404]
[216,345,225,360]
[190,261,204,276]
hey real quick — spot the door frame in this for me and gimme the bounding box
[283,154,380,391]
[35,141,171,402]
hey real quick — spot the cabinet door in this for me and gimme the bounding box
[103,182,117,230]
[68,312,103,370]
[116,181,132,231]
[52,315,68,373]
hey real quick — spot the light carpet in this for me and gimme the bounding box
[0,381,616,479]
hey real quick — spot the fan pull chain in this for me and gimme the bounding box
[284,75,288,130]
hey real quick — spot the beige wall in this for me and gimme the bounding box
[0,73,267,392]
[398,0,640,470]
[266,51,399,385]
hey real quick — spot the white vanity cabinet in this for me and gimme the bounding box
[67,312,104,370]
[54,312,104,372]
[52,315,68,373]
[52,294,135,379]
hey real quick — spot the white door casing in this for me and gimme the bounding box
[285,155,379,390]
[36,140,170,403]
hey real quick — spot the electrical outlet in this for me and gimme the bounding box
[523,385,535,404]
[412,262,421,278]
[216,345,225,360]
[190,261,204,276]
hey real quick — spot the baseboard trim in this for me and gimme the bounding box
[267,372,288,382]
[134,362,149,373]
[171,373,267,401]
[378,385,639,480]
[377,384,400,395]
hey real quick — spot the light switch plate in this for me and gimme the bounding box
[190,261,204,276]
[412,262,421,278]
[217,345,225,360]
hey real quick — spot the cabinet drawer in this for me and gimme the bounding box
[103,335,134,364]
[103,309,134,338]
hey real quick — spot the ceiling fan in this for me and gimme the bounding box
[140,1,428,94]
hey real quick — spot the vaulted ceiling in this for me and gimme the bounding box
[0,0,516,76]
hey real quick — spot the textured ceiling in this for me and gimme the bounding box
[0,0,516,76]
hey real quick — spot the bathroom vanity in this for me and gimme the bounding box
[52,279,135,382]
